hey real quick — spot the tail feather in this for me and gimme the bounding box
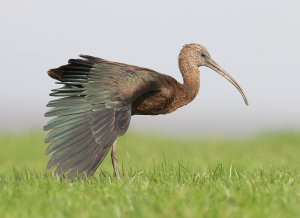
[48,69,63,81]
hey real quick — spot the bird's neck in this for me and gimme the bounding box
[177,57,200,105]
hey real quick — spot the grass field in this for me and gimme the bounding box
[0,131,299,218]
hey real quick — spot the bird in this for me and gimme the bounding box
[44,43,248,179]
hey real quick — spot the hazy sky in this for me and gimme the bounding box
[0,0,299,135]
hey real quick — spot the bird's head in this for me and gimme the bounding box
[180,43,248,105]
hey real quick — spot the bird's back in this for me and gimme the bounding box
[48,56,162,99]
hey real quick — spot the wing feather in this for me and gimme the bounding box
[45,55,161,178]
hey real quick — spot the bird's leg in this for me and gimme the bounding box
[111,140,120,179]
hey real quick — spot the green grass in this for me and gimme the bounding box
[0,131,300,218]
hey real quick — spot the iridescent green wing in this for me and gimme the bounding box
[44,56,160,178]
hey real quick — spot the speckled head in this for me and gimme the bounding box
[179,43,210,67]
[179,43,249,105]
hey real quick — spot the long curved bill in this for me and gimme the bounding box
[205,57,249,105]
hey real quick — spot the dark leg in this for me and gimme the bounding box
[111,141,120,179]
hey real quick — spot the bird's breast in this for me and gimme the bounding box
[131,89,175,115]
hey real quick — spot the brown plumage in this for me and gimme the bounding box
[44,43,248,179]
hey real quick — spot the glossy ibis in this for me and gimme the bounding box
[44,43,248,179]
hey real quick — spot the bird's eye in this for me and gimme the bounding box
[201,52,210,58]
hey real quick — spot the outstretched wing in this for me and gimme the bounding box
[44,55,160,178]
